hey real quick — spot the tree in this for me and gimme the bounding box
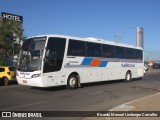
[0,20,23,65]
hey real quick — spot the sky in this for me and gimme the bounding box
[0,0,160,60]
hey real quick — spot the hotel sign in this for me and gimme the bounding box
[1,12,23,23]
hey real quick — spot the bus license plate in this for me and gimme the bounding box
[23,80,27,83]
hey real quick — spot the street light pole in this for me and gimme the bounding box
[115,33,118,44]
[116,26,136,44]
[115,26,144,48]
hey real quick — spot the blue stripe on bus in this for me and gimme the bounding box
[81,57,93,65]
[99,61,108,67]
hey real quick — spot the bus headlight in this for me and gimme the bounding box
[32,74,41,78]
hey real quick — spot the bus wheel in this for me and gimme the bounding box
[125,71,132,82]
[67,74,78,90]
[2,77,9,86]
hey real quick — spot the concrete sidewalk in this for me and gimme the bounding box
[110,92,160,111]
[108,92,160,120]
[83,92,160,120]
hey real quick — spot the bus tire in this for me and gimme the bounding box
[124,71,132,82]
[67,74,78,90]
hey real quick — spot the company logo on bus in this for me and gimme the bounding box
[20,72,30,75]
[23,80,27,83]
[121,63,135,67]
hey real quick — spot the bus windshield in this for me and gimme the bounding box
[17,37,46,72]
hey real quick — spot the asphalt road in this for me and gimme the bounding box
[0,69,160,120]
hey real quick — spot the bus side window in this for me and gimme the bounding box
[126,48,134,59]
[115,46,125,59]
[44,50,56,66]
[67,40,85,56]
[102,44,114,58]
[43,37,66,73]
[86,42,101,57]
[71,49,77,56]
[87,50,93,56]
[102,51,107,57]
[135,49,143,60]
[94,50,100,57]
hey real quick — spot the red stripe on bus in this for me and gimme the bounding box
[90,59,101,67]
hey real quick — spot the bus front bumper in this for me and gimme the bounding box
[16,77,47,87]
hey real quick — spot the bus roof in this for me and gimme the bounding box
[28,34,143,50]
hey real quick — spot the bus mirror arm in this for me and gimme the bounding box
[43,57,48,61]
[45,47,48,51]
[43,48,49,61]
[43,55,47,62]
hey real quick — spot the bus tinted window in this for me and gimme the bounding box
[102,44,115,58]
[86,42,101,57]
[115,46,125,58]
[126,48,135,59]
[135,49,143,60]
[67,40,85,56]
[44,37,66,73]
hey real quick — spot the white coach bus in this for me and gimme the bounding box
[16,35,144,89]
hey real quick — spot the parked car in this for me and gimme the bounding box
[0,66,16,86]
[152,63,160,68]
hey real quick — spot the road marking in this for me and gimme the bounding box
[1,101,47,110]
[135,83,147,86]
[109,92,160,111]
[0,84,22,89]
[89,91,103,95]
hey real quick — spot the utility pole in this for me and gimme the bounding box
[115,33,118,44]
